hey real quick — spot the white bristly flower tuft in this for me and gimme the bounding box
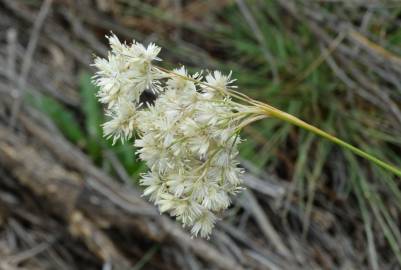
[93,34,163,108]
[103,100,138,145]
[93,34,265,238]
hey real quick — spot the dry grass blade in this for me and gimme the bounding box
[9,0,53,128]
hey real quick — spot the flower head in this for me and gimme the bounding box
[205,70,236,89]
[103,100,138,144]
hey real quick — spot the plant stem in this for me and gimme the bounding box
[259,106,401,177]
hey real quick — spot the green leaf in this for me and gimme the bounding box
[26,93,85,145]
[79,71,104,161]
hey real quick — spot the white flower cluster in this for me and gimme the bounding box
[93,34,163,144]
[93,34,259,238]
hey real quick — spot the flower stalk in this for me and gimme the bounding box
[259,106,401,177]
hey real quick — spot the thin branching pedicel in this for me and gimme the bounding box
[93,34,263,238]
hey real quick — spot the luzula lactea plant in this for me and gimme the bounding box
[93,34,401,238]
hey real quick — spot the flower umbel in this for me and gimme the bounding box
[93,34,263,238]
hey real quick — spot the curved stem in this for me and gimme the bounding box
[259,106,401,177]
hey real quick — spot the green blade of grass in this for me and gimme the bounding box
[79,71,104,162]
[27,93,85,145]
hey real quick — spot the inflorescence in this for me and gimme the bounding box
[93,34,264,238]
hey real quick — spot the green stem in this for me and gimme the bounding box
[260,107,401,177]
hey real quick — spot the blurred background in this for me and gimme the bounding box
[0,0,401,269]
